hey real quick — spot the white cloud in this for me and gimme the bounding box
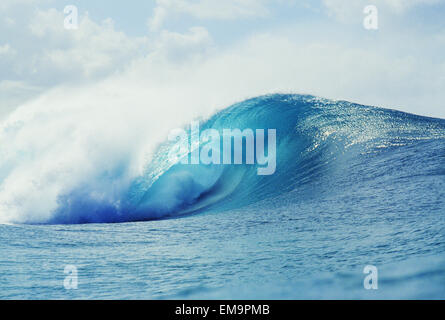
[148,6,168,32]
[0,0,47,10]
[0,80,42,120]
[26,9,147,81]
[3,17,15,26]
[0,43,14,56]
[0,6,148,114]
[384,0,441,12]
[154,26,213,61]
[0,7,147,86]
[148,0,270,31]
[322,0,442,22]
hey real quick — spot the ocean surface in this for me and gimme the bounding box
[1,94,444,299]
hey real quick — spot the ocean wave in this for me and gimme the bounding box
[1,94,445,224]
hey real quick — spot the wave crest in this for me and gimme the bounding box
[1,94,444,224]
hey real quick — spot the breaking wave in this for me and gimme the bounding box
[1,94,445,224]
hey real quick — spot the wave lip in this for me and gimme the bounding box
[1,94,445,224]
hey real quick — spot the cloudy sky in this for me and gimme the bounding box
[1,0,445,119]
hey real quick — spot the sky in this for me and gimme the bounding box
[1,0,445,119]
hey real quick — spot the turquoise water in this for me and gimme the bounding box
[1,95,444,299]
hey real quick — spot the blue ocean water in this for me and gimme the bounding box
[1,94,444,299]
